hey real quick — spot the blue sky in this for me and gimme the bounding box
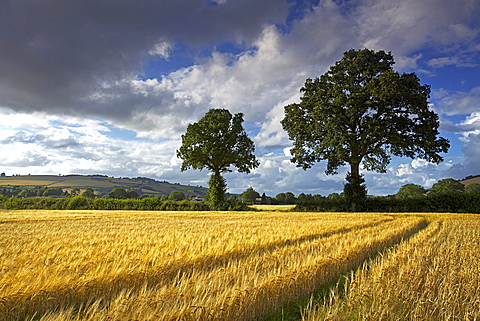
[0,0,479,196]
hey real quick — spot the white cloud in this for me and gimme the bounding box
[436,87,480,116]
[0,0,479,196]
[355,0,479,53]
[149,40,173,59]
[445,132,480,179]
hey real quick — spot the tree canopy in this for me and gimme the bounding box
[107,187,138,199]
[177,108,259,208]
[282,48,449,211]
[168,191,186,201]
[431,178,465,194]
[81,187,96,199]
[241,187,260,204]
[396,183,426,199]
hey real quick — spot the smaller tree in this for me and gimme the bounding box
[81,187,96,199]
[241,187,260,204]
[108,188,138,199]
[70,188,80,197]
[169,191,186,201]
[177,108,259,209]
[327,193,342,200]
[275,193,286,204]
[261,193,268,204]
[127,189,139,199]
[430,178,464,194]
[297,193,314,203]
[396,183,426,199]
[157,194,168,201]
[284,192,296,204]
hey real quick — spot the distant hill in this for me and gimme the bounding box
[460,174,480,186]
[0,174,207,197]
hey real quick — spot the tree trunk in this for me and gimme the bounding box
[206,170,227,209]
[350,162,360,212]
[344,161,366,212]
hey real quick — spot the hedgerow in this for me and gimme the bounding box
[294,193,480,213]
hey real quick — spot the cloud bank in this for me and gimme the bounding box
[0,0,479,195]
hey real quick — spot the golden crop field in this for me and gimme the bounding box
[0,210,472,320]
[302,214,480,320]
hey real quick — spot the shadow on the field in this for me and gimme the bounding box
[0,217,397,319]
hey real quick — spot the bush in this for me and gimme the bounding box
[0,196,243,211]
[294,193,480,213]
[67,196,93,210]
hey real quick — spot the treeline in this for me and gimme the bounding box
[294,193,480,213]
[0,187,66,198]
[295,179,480,214]
[0,187,187,200]
[0,196,248,211]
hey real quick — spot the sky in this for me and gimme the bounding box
[0,0,479,197]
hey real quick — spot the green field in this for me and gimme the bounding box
[0,174,208,197]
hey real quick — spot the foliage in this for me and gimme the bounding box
[168,191,186,201]
[260,193,268,204]
[177,108,259,208]
[327,193,342,200]
[343,172,367,211]
[204,174,228,209]
[81,187,96,198]
[284,192,296,204]
[67,196,91,210]
[282,49,449,211]
[241,187,260,204]
[430,178,465,194]
[274,192,297,205]
[294,193,480,214]
[0,196,214,211]
[465,183,480,194]
[0,175,209,199]
[107,187,139,199]
[275,193,285,204]
[396,183,426,199]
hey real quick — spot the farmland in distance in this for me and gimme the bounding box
[0,174,208,197]
[0,210,477,320]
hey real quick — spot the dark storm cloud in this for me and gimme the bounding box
[0,0,290,117]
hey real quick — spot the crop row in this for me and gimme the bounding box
[303,215,480,320]
[0,211,426,320]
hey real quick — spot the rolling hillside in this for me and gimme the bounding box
[0,175,207,197]
[460,174,480,186]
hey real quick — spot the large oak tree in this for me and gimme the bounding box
[282,49,450,211]
[177,108,259,208]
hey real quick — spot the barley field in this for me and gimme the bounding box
[302,214,480,321]
[0,210,470,320]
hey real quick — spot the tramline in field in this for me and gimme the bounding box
[302,215,480,320]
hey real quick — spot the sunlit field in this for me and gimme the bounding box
[302,214,480,320]
[0,210,469,320]
[249,204,296,211]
